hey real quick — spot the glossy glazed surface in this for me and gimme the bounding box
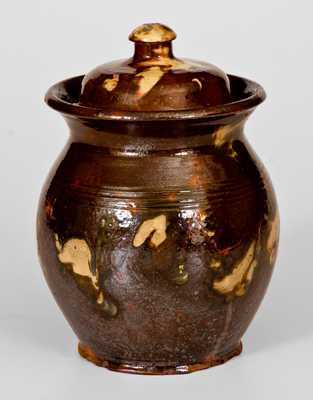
[37,111,279,373]
[80,23,231,111]
[38,23,278,374]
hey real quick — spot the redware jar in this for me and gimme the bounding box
[37,23,279,374]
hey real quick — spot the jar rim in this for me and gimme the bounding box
[45,74,266,122]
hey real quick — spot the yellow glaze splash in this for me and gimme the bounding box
[129,23,176,43]
[267,212,280,265]
[55,234,118,315]
[55,233,62,252]
[103,74,119,91]
[134,58,214,98]
[211,122,242,147]
[192,78,202,90]
[136,66,165,98]
[199,210,207,221]
[213,241,257,296]
[96,291,104,304]
[246,259,257,283]
[172,264,189,285]
[133,214,167,248]
[210,258,222,270]
[55,235,98,290]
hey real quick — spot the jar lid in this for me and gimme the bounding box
[45,23,266,121]
[79,23,232,112]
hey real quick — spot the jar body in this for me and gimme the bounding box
[37,116,279,374]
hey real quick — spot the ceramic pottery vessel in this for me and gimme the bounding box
[38,23,279,374]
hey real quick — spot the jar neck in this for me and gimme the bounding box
[132,42,175,64]
[64,114,248,154]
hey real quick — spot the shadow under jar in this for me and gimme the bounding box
[37,23,279,374]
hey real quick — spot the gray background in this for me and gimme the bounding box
[0,1,312,398]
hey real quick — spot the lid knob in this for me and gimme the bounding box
[129,23,176,43]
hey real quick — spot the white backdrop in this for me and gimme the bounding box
[0,1,312,399]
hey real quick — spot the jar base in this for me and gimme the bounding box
[78,342,243,375]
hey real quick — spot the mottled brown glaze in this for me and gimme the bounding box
[38,23,279,374]
[80,23,231,111]
[78,342,243,375]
